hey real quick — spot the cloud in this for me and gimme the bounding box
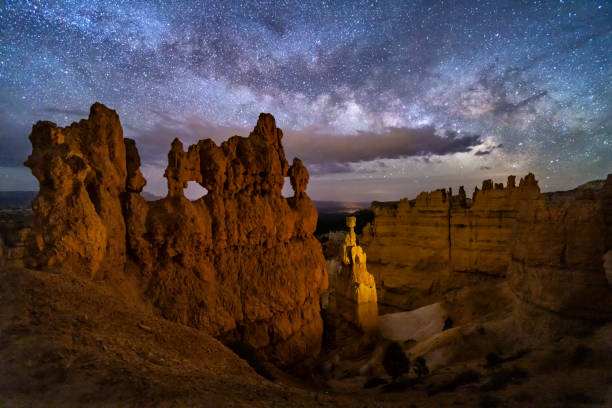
[128,113,483,178]
[307,162,354,175]
[473,143,503,156]
[284,126,482,168]
[126,113,247,165]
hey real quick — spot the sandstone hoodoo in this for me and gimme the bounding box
[334,216,378,333]
[24,103,328,369]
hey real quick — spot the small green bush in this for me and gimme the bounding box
[382,342,410,383]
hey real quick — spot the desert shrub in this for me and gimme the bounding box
[363,377,388,388]
[481,366,529,391]
[485,352,502,368]
[428,369,480,394]
[443,316,454,331]
[413,356,429,378]
[382,342,410,383]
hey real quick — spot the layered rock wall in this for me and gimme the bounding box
[450,174,540,277]
[364,174,572,309]
[508,176,612,332]
[24,103,328,369]
[364,173,612,331]
[361,189,451,310]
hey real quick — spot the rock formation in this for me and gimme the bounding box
[24,103,328,370]
[362,173,612,333]
[334,216,378,333]
[508,175,612,334]
[362,175,540,311]
[25,104,128,278]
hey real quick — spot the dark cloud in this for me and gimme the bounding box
[284,126,482,169]
[307,162,354,176]
[128,116,482,177]
[473,143,502,156]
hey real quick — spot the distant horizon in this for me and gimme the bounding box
[2,168,608,203]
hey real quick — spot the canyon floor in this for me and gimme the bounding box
[2,264,611,407]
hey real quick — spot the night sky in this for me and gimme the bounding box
[1,0,610,201]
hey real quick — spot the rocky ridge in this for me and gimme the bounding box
[23,103,328,369]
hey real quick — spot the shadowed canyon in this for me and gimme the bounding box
[1,104,611,407]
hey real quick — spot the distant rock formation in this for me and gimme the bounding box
[362,175,539,311]
[508,174,612,334]
[24,103,328,370]
[362,173,612,333]
[334,216,378,333]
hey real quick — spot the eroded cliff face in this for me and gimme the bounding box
[361,189,451,311]
[362,173,612,330]
[508,176,612,334]
[24,103,328,369]
[362,175,539,311]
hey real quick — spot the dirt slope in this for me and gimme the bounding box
[0,267,326,407]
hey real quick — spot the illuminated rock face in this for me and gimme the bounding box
[24,103,128,278]
[25,103,328,370]
[361,175,541,311]
[335,216,378,333]
[363,174,612,333]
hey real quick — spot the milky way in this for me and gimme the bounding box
[1,0,610,200]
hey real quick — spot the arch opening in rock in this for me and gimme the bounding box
[281,176,292,198]
[184,181,208,201]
